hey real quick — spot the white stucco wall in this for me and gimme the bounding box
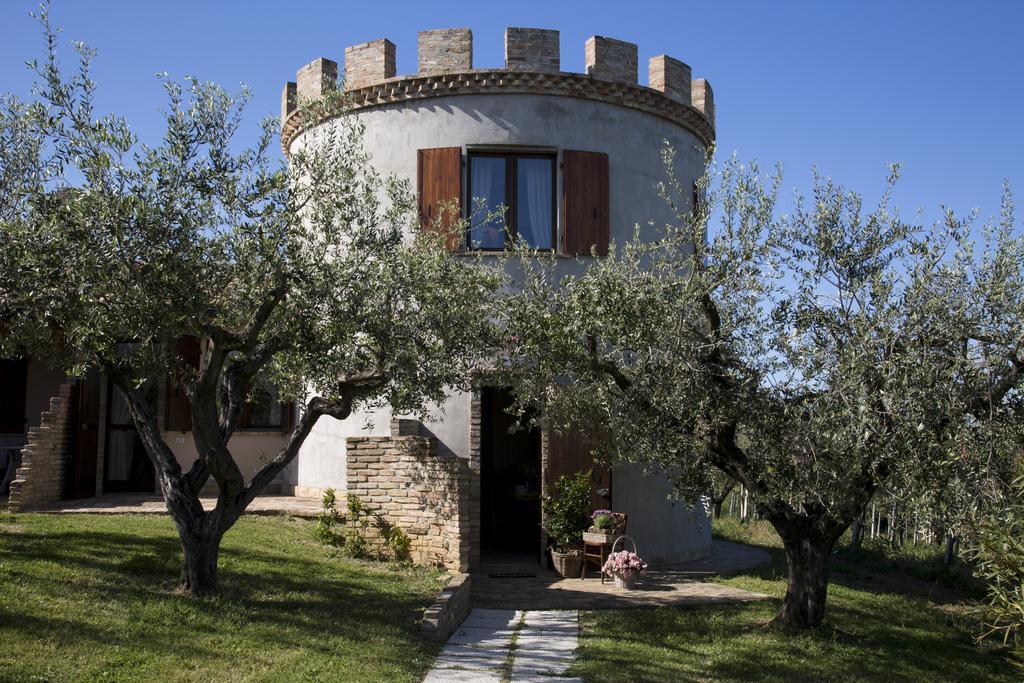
[290,90,712,561]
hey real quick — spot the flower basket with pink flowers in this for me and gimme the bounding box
[602,546,648,590]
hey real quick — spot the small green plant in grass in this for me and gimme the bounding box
[345,494,373,559]
[384,526,412,563]
[313,488,344,546]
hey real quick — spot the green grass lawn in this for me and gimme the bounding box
[570,519,1017,682]
[0,512,444,682]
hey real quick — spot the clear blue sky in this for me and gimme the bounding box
[2,1,1021,225]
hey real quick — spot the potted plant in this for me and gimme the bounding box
[542,470,592,577]
[582,509,620,544]
[602,550,648,589]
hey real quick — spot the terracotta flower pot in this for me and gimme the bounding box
[550,548,583,578]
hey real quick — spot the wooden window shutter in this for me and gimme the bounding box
[164,336,201,432]
[561,150,609,257]
[546,428,613,509]
[417,147,462,252]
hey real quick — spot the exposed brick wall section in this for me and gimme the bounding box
[421,573,471,641]
[345,39,396,90]
[418,28,472,75]
[296,58,338,102]
[346,435,470,572]
[692,78,715,128]
[649,55,691,106]
[505,28,560,72]
[8,381,77,511]
[586,36,638,84]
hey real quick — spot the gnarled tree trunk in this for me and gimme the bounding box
[765,508,844,630]
[179,528,223,596]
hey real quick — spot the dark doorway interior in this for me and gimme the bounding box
[103,383,155,493]
[480,387,542,563]
[69,371,100,498]
[0,359,28,435]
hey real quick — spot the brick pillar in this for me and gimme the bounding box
[504,27,560,73]
[692,78,715,127]
[280,81,296,124]
[649,55,692,105]
[344,39,396,90]
[8,381,77,511]
[296,58,338,101]
[585,35,638,83]
[418,28,472,75]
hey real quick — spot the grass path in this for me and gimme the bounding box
[0,512,444,682]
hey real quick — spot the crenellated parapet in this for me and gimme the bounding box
[280,27,715,152]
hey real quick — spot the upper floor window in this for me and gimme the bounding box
[467,152,555,251]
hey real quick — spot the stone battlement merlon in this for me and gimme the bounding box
[280,27,715,150]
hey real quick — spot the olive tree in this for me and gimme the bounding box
[0,10,499,595]
[502,147,1024,629]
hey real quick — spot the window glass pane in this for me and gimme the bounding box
[247,381,282,429]
[516,158,553,249]
[469,156,507,249]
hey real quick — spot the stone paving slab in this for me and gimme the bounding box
[425,608,581,683]
[36,494,321,518]
[471,540,770,610]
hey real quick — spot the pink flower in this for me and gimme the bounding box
[602,550,648,579]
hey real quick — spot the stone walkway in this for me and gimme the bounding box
[36,493,321,518]
[424,609,582,682]
[471,541,770,610]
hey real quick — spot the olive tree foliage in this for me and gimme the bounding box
[0,10,500,595]
[501,143,1024,629]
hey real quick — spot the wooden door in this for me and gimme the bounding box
[71,370,100,498]
[547,428,612,509]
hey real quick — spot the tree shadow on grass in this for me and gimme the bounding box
[575,598,1013,683]
[1,520,442,676]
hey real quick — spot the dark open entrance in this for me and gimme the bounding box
[480,386,541,563]
[102,382,155,493]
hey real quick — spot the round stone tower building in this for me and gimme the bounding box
[281,28,715,571]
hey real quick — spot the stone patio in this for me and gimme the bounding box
[34,493,322,518]
[470,540,771,610]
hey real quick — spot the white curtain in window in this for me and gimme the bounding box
[106,388,134,480]
[470,157,505,248]
[520,159,552,249]
[106,431,135,481]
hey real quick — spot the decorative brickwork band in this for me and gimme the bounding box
[296,58,337,102]
[586,35,638,84]
[8,381,77,511]
[345,39,396,90]
[505,27,560,72]
[419,28,472,75]
[282,69,715,153]
[346,435,470,571]
[649,55,691,106]
[691,78,715,128]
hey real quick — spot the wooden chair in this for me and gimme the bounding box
[581,512,627,582]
